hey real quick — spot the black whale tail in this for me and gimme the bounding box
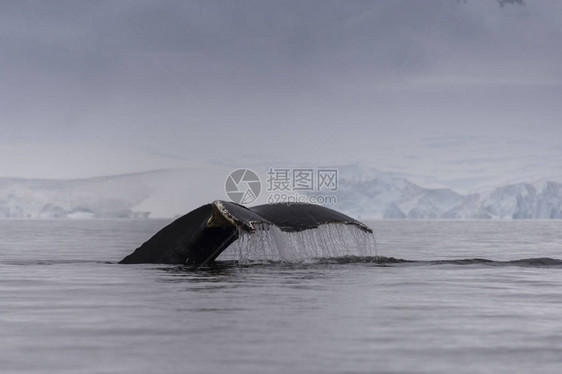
[120,200,372,265]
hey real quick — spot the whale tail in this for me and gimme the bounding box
[120,200,372,265]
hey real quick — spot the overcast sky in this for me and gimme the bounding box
[1,0,561,189]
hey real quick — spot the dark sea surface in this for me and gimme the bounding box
[1,219,562,374]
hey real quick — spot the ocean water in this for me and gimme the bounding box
[1,219,562,374]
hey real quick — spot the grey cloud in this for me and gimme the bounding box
[0,0,561,177]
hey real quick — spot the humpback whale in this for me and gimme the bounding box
[120,200,372,265]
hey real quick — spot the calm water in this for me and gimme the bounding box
[1,219,562,374]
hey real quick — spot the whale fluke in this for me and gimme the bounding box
[120,200,372,265]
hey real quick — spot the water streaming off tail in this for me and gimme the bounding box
[217,223,377,264]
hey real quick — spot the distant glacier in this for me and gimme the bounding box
[0,173,153,219]
[1,168,562,219]
[334,172,562,219]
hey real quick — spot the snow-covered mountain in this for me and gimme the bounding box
[334,172,562,219]
[0,167,229,219]
[1,167,562,219]
[0,172,157,219]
